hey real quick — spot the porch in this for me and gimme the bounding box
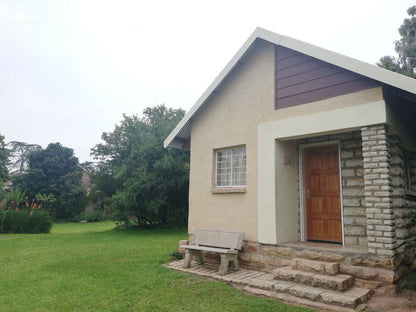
[259,121,416,257]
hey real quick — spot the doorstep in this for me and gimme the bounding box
[279,241,368,257]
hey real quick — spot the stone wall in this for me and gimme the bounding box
[361,125,396,256]
[298,131,366,247]
[410,153,416,192]
[389,136,416,244]
[389,135,416,284]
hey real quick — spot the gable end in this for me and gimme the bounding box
[275,46,381,109]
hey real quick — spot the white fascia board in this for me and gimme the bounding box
[261,100,387,141]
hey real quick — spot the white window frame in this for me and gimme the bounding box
[214,146,246,188]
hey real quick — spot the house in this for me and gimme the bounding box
[164,28,416,291]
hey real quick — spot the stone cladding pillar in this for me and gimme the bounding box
[361,125,396,256]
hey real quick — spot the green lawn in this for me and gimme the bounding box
[0,222,312,311]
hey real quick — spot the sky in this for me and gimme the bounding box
[0,0,414,162]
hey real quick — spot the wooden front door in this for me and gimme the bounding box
[304,145,342,243]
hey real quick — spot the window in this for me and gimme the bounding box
[215,146,246,188]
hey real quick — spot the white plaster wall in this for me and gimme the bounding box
[188,41,275,241]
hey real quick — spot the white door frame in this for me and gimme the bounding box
[298,140,345,245]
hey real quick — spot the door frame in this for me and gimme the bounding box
[298,140,345,245]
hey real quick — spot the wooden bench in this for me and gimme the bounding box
[181,229,244,275]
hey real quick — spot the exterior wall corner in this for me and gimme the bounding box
[361,124,397,257]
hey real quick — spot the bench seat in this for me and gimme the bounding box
[182,229,244,275]
[180,245,238,254]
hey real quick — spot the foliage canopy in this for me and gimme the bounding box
[0,133,8,186]
[378,5,416,78]
[7,141,42,174]
[91,105,189,228]
[13,143,86,219]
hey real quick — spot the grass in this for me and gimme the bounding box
[0,222,313,312]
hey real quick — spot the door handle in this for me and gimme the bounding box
[307,189,310,199]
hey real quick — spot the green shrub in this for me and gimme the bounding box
[0,209,52,234]
[74,211,104,223]
[25,210,53,233]
[1,209,27,233]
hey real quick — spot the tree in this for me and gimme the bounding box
[7,141,42,174]
[13,143,86,219]
[87,162,117,209]
[378,5,416,78]
[0,134,9,186]
[91,105,189,227]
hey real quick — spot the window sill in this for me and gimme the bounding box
[211,187,246,194]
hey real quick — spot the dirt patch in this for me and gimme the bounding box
[365,289,416,312]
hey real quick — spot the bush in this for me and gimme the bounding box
[25,210,53,233]
[74,211,104,223]
[0,209,52,234]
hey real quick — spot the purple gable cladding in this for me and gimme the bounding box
[275,46,381,109]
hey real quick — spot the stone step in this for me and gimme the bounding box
[244,286,357,312]
[247,278,371,309]
[292,258,339,275]
[273,266,354,291]
[354,278,382,290]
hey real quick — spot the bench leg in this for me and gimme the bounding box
[231,256,239,271]
[219,254,229,275]
[219,254,239,275]
[183,249,192,268]
[183,249,204,269]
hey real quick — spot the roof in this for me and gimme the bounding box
[164,27,416,149]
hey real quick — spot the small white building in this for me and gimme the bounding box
[165,28,416,292]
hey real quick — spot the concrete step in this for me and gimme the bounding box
[246,278,371,309]
[292,257,339,275]
[273,266,354,291]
